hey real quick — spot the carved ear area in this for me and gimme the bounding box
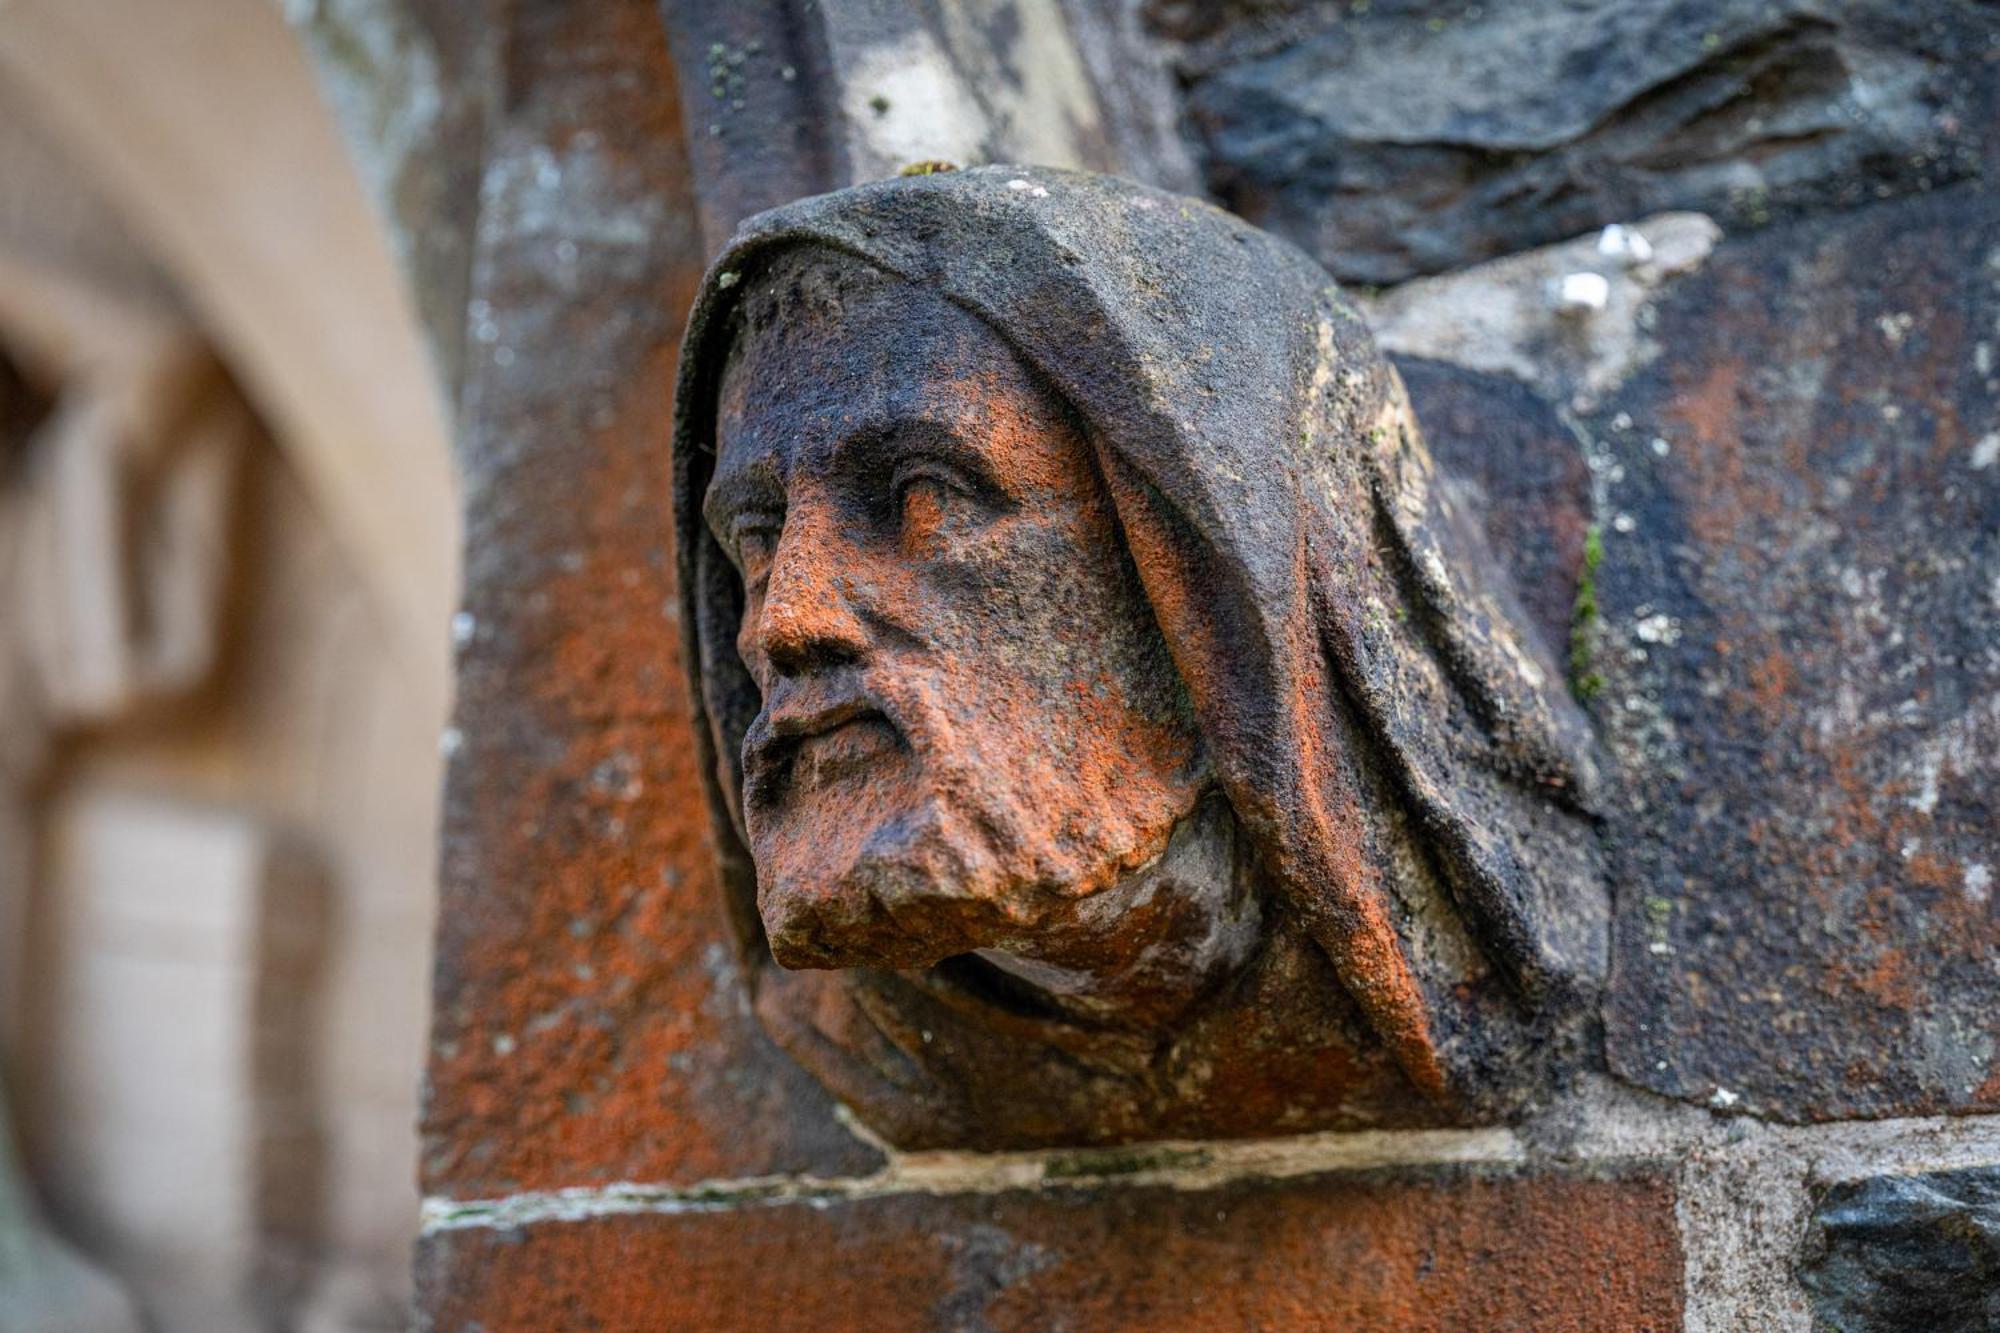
[1362,378,1601,807]
[1089,436,1453,1103]
[1337,371,1609,1007]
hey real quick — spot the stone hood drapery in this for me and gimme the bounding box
[672,164,1606,1112]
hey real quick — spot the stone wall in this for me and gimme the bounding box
[402,2,2000,1327]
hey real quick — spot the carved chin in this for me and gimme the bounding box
[752,803,1033,972]
[759,886,966,971]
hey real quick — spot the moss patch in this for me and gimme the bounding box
[1569,524,1606,701]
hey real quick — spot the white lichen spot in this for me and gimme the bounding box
[1876,311,1915,346]
[1650,437,1672,457]
[1971,432,2000,470]
[1966,863,1993,904]
[1006,178,1050,198]
[438,727,463,759]
[1708,1087,1741,1111]
[1597,223,1654,267]
[1635,613,1681,645]
[1554,271,1610,314]
[452,610,477,646]
[1911,752,1942,815]
[716,270,740,290]
[492,1033,517,1056]
[1613,512,1637,533]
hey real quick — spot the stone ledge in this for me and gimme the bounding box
[417,1167,1684,1331]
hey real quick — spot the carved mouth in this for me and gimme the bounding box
[789,712,898,785]
[745,692,902,796]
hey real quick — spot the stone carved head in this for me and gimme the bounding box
[673,166,1607,1149]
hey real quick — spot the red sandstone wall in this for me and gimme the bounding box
[411,3,2000,1328]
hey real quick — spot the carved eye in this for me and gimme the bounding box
[900,476,952,544]
[730,515,782,583]
[893,463,974,553]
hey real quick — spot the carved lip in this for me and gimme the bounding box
[744,687,899,792]
[765,694,881,742]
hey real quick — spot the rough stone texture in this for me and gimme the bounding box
[417,1168,1684,1331]
[1595,182,2000,1119]
[288,0,500,401]
[660,0,1129,253]
[1161,0,2000,286]
[1057,0,1205,197]
[657,0,844,254]
[1798,1165,2000,1331]
[672,165,1608,1148]
[399,0,2000,1324]
[1364,212,1724,411]
[422,0,880,1200]
[1395,356,1593,654]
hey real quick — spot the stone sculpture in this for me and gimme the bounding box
[0,294,240,1332]
[672,165,1607,1148]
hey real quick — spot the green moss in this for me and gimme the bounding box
[1570,523,1607,701]
[899,160,960,176]
[869,93,891,115]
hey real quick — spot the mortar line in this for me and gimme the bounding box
[420,1093,2000,1239]
[420,1124,1529,1233]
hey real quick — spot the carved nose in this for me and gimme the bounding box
[753,509,869,676]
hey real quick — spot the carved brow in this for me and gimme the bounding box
[834,417,1010,505]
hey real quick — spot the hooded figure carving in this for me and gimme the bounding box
[672,165,1607,1149]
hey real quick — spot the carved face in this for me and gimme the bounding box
[708,253,1214,980]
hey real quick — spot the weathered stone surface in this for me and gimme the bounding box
[1164,0,1999,285]
[1395,356,1594,654]
[289,0,499,400]
[418,1168,1684,1330]
[672,165,1607,1148]
[1366,213,1724,411]
[1596,182,2000,1118]
[422,0,879,1200]
[659,0,1133,252]
[1799,1165,2000,1331]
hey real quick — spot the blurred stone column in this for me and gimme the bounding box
[0,273,243,1331]
[0,339,141,1333]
